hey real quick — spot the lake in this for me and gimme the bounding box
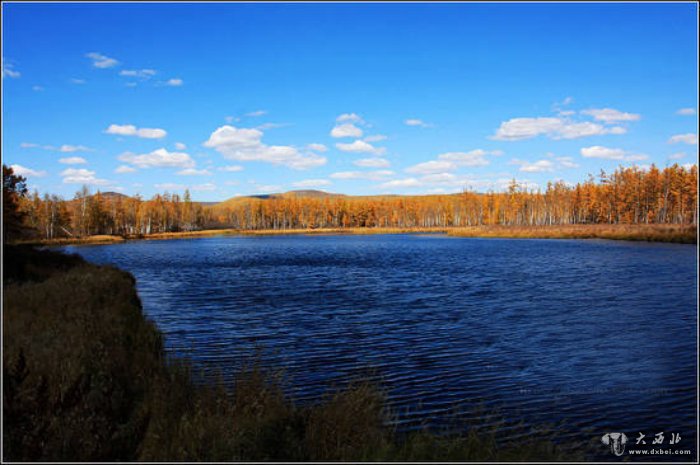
[61,234,697,458]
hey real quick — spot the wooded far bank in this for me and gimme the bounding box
[4,163,697,244]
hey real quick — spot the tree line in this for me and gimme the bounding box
[16,184,212,239]
[210,164,697,229]
[3,163,697,240]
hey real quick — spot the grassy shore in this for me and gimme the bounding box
[16,223,697,246]
[446,223,697,243]
[3,245,582,461]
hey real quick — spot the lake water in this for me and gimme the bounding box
[61,234,697,459]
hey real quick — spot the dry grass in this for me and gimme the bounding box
[446,224,697,244]
[20,224,696,246]
[13,234,126,246]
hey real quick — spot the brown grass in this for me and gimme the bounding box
[13,234,126,246]
[446,224,697,244]
[12,224,696,246]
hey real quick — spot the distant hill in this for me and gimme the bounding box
[94,191,130,200]
[277,189,346,199]
[212,189,463,209]
[214,189,345,208]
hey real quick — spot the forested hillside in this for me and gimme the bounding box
[10,163,699,240]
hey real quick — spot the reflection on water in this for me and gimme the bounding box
[63,234,697,457]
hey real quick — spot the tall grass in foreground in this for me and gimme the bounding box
[4,246,583,461]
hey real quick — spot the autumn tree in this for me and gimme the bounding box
[3,165,29,242]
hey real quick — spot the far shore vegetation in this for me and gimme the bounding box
[4,163,698,246]
[13,224,698,246]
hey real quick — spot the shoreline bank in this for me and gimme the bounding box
[13,224,697,246]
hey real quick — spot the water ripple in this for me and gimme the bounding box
[62,234,697,458]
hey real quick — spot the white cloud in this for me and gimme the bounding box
[255,122,289,130]
[552,96,574,114]
[177,168,211,176]
[155,183,185,191]
[10,164,46,177]
[555,156,580,169]
[364,134,387,142]
[154,183,216,192]
[70,78,86,84]
[246,110,267,117]
[492,116,627,141]
[59,157,87,165]
[676,108,696,116]
[330,170,394,181]
[175,142,187,150]
[682,163,697,170]
[20,143,91,152]
[61,168,109,185]
[354,158,390,168]
[607,126,627,135]
[205,126,263,149]
[32,85,44,92]
[668,133,698,145]
[335,139,385,155]
[292,179,332,188]
[557,121,624,139]
[668,152,686,160]
[406,160,456,175]
[580,108,640,123]
[403,149,499,176]
[115,165,137,174]
[336,113,364,123]
[86,52,119,69]
[378,178,422,189]
[331,122,363,138]
[560,96,574,106]
[192,183,216,191]
[307,143,328,152]
[105,124,167,139]
[120,69,156,79]
[438,149,499,166]
[580,145,648,161]
[165,78,183,87]
[404,118,432,128]
[510,159,555,173]
[249,183,283,193]
[2,62,21,78]
[510,154,579,172]
[203,125,326,170]
[492,117,562,140]
[374,173,547,193]
[421,173,458,184]
[218,165,244,172]
[118,148,195,169]
[59,144,91,153]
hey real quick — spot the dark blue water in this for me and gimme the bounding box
[61,234,697,459]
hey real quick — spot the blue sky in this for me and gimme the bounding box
[2,2,698,201]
